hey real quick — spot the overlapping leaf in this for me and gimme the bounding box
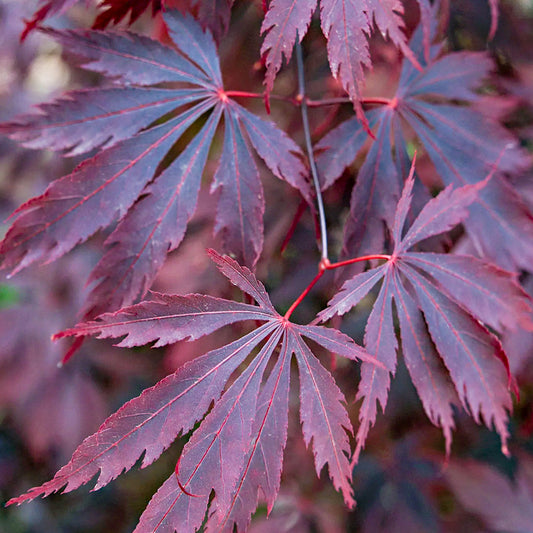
[0,11,309,318]
[8,250,382,532]
[315,13,533,272]
[23,0,234,40]
[260,0,428,119]
[319,169,532,460]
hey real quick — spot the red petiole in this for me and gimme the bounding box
[223,90,393,109]
[283,254,391,320]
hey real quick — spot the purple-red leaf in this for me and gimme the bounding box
[10,254,381,529]
[214,335,291,532]
[321,172,520,457]
[56,292,274,348]
[83,106,221,317]
[208,249,276,312]
[0,113,202,276]
[318,264,388,322]
[353,264,396,462]
[261,0,424,113]
[397,179,486,252]
[143,329,283,533]
[1,11,308,315]
[0,87,206,157]
[342,109,399,262]
[45,25,212,87]
[234,102,311,202]
[314,14,533,272]
[93,0,163,29]
[315,108,380,190]
[392,271,456,456]
[212,109,264,267]
[260,0,317,94]
[404,263,512,454]
[403,253,532,332]
[291,330,355,508]
[8,323,276,506]
[294,323,384,366]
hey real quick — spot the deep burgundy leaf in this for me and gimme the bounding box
[318,0,371,121]
[8,323,276,505]
[390,154,416,247]
[0,87,207,157]
[398,179,486,252]
[402,264,512,452]
[293,323,384,366]
[0,113,203,276]
[139,329,283,533]
[93,0,163,29]
[315,109,381,190]
[391,120,435,240]
[212,109,264,267]
[83,106,222,317]
[44,26,212,87]
[291,330,355,508]
[342,108,399,262]
[1,11,308,315]
[9,252,382,528]
[164,10,223,86]
[318,264,388,322]
[395,21,533,271]
[403,253,532,332]
[320,0,418,109]
[214,335,291,532]
[190,0,234,42]
[314,15,533,272]
[353,264,396,462]
[56,293,274,348]
[260,0,317,94]
[233,101,311,203]
[402,52,494,101]
[392,270,457,455]
[261,0,423,113]
[503,276,533,374]
[207,249,276,312]
[321,173,520,457]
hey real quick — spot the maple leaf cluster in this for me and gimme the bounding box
[1,0,533,531]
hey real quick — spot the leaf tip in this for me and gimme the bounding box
[501,442,510,458]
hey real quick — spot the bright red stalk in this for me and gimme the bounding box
[284,254,391,320]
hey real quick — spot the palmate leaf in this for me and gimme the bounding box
[315,12,533,272]
[8,251,382,532]
[319,170,533,460]
[260,0,426,119]
[0,11,309,318]
[24,1,233,40]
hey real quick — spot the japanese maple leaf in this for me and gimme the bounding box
[24,0,234,40]
[315,11,533,273]
[23,1,163,38]
[93,0,164,29]
[260,0,429,120]
[21,0,83,39]
[319,167,532,461]
[0,11,309,318]
[7,250,383,532]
